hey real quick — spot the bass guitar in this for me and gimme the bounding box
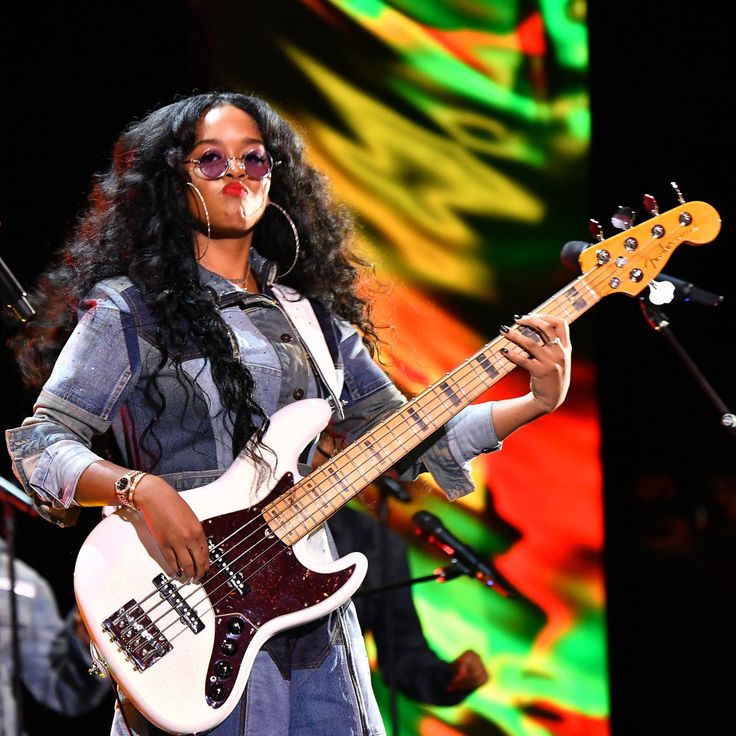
[74,200,721,734]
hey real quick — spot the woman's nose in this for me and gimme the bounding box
[225,156,247,178]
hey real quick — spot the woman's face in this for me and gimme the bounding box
[184,104,272,239]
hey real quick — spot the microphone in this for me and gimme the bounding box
[560,240,724,307]
[647,273,724,307]
[560,240,593,272]
[0,256,35,323]
[412,510,514,597]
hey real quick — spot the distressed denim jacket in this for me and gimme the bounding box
[4,250,501,732]
[5,250,501,526]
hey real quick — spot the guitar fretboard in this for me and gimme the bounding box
[265,193,724,543]
[264,273,599,545]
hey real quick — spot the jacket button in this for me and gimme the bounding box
[281,333,292,342]
[292,388,305,400]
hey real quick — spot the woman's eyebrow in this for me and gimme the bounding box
[193,136,264,147]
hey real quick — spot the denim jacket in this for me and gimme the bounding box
[4,250,501,733]
[5,250,500,526]
[0,541,109,735]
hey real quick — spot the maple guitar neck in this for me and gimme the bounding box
[264,199,722,545]
[264,274,595,545]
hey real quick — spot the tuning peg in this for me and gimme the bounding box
[611,206,635,230]
[588,218,604,242]
[670,181,685,204]
[643,194,659,216]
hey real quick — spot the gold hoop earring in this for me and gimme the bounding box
[186,181,211,257]
[269,201,300,280]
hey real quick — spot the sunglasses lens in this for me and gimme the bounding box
[243,149,273,179]
[198,150,228,179]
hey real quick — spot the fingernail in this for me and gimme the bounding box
[500,325,510,333]
[513,314,522,320]
[500,347,509,354]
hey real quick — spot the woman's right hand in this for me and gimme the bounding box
[135,476,210,580]
[76,460,211,581]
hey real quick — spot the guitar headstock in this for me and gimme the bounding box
[577,201,721,299]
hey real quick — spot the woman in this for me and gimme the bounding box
[4,91,571,736]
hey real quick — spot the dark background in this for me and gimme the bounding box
[1,2,734,734]
[589,3,736,734]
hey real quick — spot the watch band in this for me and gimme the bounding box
[114,470,147,510]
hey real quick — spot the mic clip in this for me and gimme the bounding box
[434,559,473,582]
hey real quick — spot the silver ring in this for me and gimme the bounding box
[548,337,562,346]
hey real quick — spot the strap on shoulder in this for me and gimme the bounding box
[269,284,344,417]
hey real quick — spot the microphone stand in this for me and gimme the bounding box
[354,559,473,597]
[375,482,399,736]
[0,254,37,735]
[639,299,736,435]
[360,480,482,735]
[1,475,38,736]
[368,476,460,736]
[358,490,474,736]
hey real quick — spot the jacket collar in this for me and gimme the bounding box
[197,248,280,306]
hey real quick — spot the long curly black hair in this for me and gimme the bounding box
[10,91,377,462]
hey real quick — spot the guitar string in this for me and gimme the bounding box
[111,253,627,653]
[95,221,704,732]
[111,228,654,652]
[113,271,590,653]
[111,218,695,657]
[111,508,279,645]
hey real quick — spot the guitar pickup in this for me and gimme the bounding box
[153,574,205,634]
[208,539,250,597]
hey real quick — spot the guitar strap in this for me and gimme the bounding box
[268,284,343,566]
[269,284,345,420]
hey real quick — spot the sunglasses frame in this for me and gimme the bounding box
[184,147,281,181]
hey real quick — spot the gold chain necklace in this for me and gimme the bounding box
[228,260,252,291]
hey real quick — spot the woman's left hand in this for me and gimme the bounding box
[500,313,571,414]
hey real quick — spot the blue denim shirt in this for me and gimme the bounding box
[5,250,500,526]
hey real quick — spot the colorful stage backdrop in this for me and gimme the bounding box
[206,1,603,733]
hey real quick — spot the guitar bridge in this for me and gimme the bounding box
[102,600,173,671]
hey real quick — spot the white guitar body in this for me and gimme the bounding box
[74,399,367,735]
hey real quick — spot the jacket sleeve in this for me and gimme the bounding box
[4,283,140,526]
[369,533,471,707]
[328,318,502,500]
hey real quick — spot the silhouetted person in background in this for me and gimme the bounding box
[329,505,489,707]
[1,534,108,734]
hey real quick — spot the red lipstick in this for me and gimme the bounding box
[222,182,246,197]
